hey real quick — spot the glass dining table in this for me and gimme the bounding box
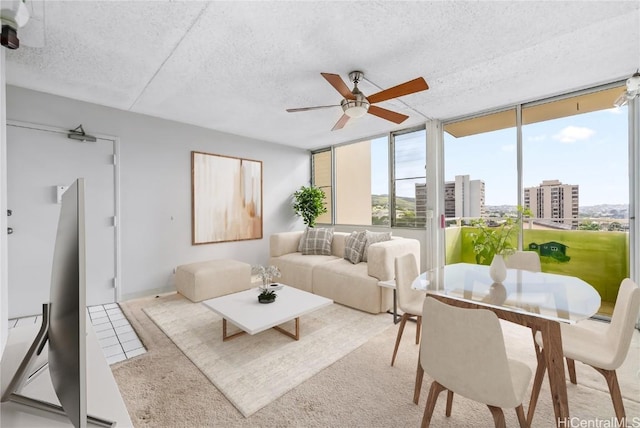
[411,263,601,427]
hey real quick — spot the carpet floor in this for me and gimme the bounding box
[112,292,640,427]
[141,293,391,417]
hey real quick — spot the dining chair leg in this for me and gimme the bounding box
[421,381,446,428]
[487,405,507,428]
[415,315,422,345]
[594,367,626,425]
[391,313,409,366]
[445,390,454,417]
[515,404,528,428]
[566,358,577,384]
[531,327,541,360]
[527,348,547,426]
[414,357,424,404]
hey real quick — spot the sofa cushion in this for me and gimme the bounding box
[367,238,421,281]
[362,230,392,262]
[270,231,304,257]
[330,232,348,258]
[269,252,338,293]
[301,227,334,255]
[343,231,367,264]
[297,227,309,252]
[313,259,392,314]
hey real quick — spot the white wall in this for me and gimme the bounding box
[1,51,8,350]
[5,86,310,302]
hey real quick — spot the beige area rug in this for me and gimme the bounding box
[141,293,392,417]
[113,293,640,427]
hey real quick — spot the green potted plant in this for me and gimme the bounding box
[257,289,277,304]
[469,218,518,266]
[469,207,532,265]
[469,207,531,283]
[292,185,327,227]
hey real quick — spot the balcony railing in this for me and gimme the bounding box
[445,217,630,317]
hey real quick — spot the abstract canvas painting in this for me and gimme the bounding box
[192,151,262,244]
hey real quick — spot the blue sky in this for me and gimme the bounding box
[371,106,629,206]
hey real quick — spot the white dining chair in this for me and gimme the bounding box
[390,253,423,366]
[505,251,541,272]
[417,297,532,428]
[527,278,640,426]
[505,251,543,353]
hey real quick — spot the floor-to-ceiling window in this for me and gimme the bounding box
[521,86,629,316]
[309,82,636,319]
[443,109,517,264]
[441,84,629,316]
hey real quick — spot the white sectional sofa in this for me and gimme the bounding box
[269,230,420,314]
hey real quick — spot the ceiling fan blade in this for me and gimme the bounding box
[368,105,409,124]
[331,114,350,131]
[286,105,340,112]
[321,73,356,100]
[366,77,429,104]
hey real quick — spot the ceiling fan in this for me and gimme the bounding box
[614,71,640,107]
[287,71,429,131]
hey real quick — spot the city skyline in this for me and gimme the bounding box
[444,106,628,206]
[371,105,629,207]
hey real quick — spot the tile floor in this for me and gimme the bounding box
[8,303,146,365]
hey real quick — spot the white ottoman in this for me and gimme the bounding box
[175,259,251,302]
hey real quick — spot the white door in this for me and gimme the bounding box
[6,123,117,318]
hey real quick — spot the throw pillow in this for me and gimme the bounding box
[297,227,309,252]
[343,231,367,264]
[362,230,392,262]
[301,227,334,255]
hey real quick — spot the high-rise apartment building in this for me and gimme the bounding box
[445,175,485,218]
[524,179,579,227]
[417,175,485,219]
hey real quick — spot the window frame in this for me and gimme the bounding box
[311,125,428,229]
[390,125,427,228]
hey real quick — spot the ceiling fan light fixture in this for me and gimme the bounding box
[341,98,370,118]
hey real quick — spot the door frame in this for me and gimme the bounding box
[6,120,122,303]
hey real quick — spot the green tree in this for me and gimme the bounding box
[578,221,601,231]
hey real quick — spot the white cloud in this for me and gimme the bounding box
[608,107,624,115]
[501,144,515,152]
[552,126,595,143]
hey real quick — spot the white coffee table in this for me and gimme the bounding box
[202,284,333,341]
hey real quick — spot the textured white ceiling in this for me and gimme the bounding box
[6,1,640,150]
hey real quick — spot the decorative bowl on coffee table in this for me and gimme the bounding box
[258,289,277,304]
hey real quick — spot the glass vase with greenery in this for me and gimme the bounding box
[469,207,531,265]
[293,185,327,227]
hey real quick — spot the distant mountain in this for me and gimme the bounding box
[485,204,628,219]
[372,197,628,219]
[372,194,415,211]
[579,204,628,219]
